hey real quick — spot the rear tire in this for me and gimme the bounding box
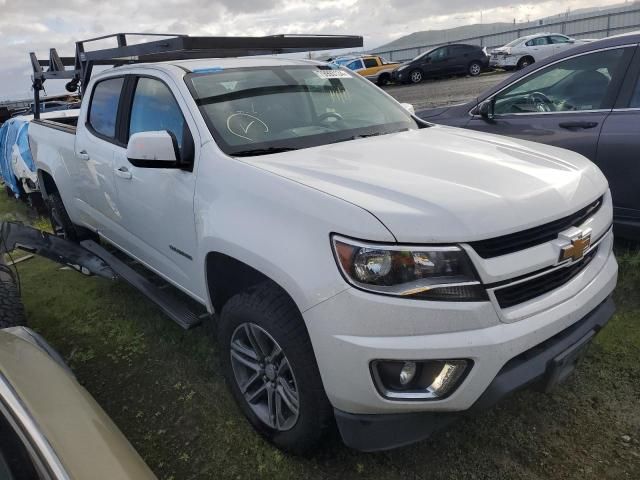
[377,74,390,86]
[468,61,482,77]
[219,282,333,454]
[47,192,82,242]
[517,56,534,70]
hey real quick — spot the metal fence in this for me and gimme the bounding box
[371,5,640,62]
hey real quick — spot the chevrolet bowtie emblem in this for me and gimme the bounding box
[559,229,592,263]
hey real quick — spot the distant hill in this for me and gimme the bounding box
[371,2,640,53]
[371,23,513,52]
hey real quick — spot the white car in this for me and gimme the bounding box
[491,33,589,70]
[29,40,617,453]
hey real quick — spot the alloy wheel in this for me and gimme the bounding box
[230,322,300,431]
[469,63,481,76]
[410,70,422,83]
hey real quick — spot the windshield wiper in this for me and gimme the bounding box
[231,147,299,157]
[331,128,408,144]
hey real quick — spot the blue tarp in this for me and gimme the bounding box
[0,118,34,197]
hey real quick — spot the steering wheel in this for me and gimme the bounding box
[317,112,344,123]
[528,91,554,112]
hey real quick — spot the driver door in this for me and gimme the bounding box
[467,46,635,160]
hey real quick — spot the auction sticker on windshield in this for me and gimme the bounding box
[313,70,352,79]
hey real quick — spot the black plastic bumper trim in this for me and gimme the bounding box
[334,296,615,452]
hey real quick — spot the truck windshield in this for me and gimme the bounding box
[185,65,420,156]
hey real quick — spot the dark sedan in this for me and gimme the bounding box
[392,44,490,84]
[418,32,640,239]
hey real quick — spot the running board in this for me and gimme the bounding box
[80,240,202,330]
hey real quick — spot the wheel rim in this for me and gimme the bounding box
[411,71,422,83]
[230,323,300,431]
[521,60,530,68]
[470,63,481,75]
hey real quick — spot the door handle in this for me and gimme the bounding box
[77,150,90,161]
[115,166,132,180]
[559,121,598,130]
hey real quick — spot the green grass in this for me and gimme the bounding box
[2,194,639,479]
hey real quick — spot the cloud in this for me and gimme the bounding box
[0,0,625,99]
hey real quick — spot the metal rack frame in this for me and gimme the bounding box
[29,32,363,118]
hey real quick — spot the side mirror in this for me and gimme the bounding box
[478,99,495,121]
[401,103,415,115]
[126,131,178,166]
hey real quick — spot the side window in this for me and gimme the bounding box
[431,47,448,61]
[0,410,40,480]
[346,60,363,71]
[88,77,124,138]
[493,48,628,114]
[363,58,378,68]
[526,37,549,47]
[128,78,192,163]
[549,35,570,44]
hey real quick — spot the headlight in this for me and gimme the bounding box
[332,236,487,301]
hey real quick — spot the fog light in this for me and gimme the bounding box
[372,359,471,400]
[399,361,417,385]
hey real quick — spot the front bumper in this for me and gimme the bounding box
[333,295,615,451]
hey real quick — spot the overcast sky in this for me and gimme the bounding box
[0,0,625,100]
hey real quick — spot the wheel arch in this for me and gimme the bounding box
[37,168,58,199]
[205,251,303,316]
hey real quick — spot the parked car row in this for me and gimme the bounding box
[338,32,590,87]
[419,31,640,239]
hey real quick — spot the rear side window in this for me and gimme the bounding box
[526,37,549,47]
[88,77,124,138]
[128,77,192,162]
[363,58,378,68]
[549,35,570,44]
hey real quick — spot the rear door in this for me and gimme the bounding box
[110,73,203,300]
[525,36,554,61]
[72,75,126,238]
[467,45,635,160]
[595,46,640,230]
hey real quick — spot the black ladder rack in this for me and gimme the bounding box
[29,32,363,118]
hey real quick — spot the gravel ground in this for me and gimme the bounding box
[383,71,512,110]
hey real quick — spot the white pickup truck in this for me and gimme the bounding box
[28,55,617,452]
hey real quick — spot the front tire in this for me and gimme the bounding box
[219,282,333,453]
[409,69,423,84]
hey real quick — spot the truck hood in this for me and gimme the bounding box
[247,126,606,243]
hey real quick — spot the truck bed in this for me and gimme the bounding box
[31,114,78,135]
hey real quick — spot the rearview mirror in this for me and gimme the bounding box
[126,131,178,166]
[478,99,495,121]
[401,103,415,115]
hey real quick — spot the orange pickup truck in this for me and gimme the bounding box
[332,55,400,86]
